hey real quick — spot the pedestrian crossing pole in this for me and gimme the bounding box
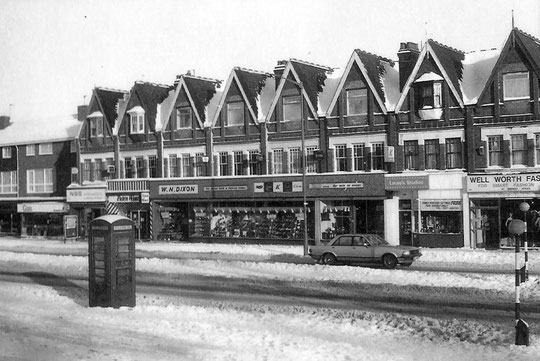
[509,218,529,346]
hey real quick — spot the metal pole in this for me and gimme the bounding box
[299,82,308,256]
[515,234,521,321]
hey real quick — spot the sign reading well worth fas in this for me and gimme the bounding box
[467,173,540,192]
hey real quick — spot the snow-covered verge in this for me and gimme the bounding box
[1,237,540,360]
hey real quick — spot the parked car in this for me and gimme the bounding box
[308,233,421,269]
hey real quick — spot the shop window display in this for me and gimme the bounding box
[157,208,185,241]
[420,211,461,233]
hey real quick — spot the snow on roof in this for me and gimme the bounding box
[461,48,501,105]
[205,89,223,127]
[87,111,103,118]
[0,115,82,147]
[257,77,276,122]
[318,72,341,116]
[155,88,176,131]
[381,61,400,111]
[414,72,444,83]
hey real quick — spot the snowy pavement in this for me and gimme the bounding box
[0,238,540,360]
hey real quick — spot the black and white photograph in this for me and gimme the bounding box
[1,0,540,359]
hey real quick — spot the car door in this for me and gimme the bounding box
[356,235,376,261]
[331,236,353,262]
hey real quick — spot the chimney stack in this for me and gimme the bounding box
[397,42,420,91]
[77,105,88,121]
[0,116,11,130]
[273,60,288,89]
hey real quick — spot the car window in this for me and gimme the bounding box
[359,236,370,246]
[352,236,363,246]
[364,234,387,246]
[335,236,353,246]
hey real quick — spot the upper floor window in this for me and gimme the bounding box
[27,168,53,193]
[128,107,145,134]
[346,88,367,116]
[94,159,103,181]
[219,152,229,176]
[445,138,463,169]
[26,144,35,156]
[2,147,11,159]
[233,151,244,176]
[248,150,262,175]
[415,74,443,109]
[181,154,191,177]
[39,143,52,155]
[226,102,244,126]
[149,156,157,178]
[289,148,301,174]
[124,158,133,178]
[283,96,301,122]
[335,144,348,172]
[404,140,419,170]
[135,157,144,178]
[89,116,104,137]
[535,134,540,166]
[193,153,206,177]
[488,135,503,167]
[83,159,91,182]
[511,134,527,166]
[0,171,17,194]
[424,139,439,170]
[503,72,530,100]
[273,149,284,174]
[169,154,178,177]
[353,144,367,171]
[371,143,385,171]
[306,147,318,173]
[176,107,192,130]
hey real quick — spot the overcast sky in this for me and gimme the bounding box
[1,0,539,121]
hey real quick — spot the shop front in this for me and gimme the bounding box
[17,201,70,238]
[107,192,151,241]
[150,173,386,244]
[0,201,19,235]
[66,184,107,239]
[467,173,540,249]
[385,173,467,248]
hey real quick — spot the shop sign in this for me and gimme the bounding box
[66,188,106,202]
[64,215,78,238]
[204,186,248,192]
[109,194,140,203]
[114,225,132,231]
[158,185,198,194]
[385,176,429,190]
[467,173,540,192]
[140,192,150,204]
[309,183,364,189]
[254,182,302,193]
[17,202,69,213]
[420,200,462,211]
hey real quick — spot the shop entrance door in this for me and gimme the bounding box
[399,210,413,246]
[472,207,500,249]
[130,210,149,240]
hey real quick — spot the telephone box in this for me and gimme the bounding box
[88,215,136,308]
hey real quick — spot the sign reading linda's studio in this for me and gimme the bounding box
[467,173,540,192]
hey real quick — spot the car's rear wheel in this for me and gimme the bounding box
[382,254,398,269]
[321,253,337,265]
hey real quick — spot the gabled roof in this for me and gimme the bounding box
[475,28,540,106]
[325,49,399,115]
[160,74,221,131]
[265,59,333,122]
[461,48,501,105]
[113,81,171,135]
[0,115,82,147]
[211,67,271,126]
[395,39,465,111]
[92,87,128,130]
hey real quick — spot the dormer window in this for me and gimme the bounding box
[87,111,104,137]
[346,88,367,116]
[415,72,444,120]
[283,96,301,122]
[226,102,244,126]
[503,72,530,100]
[128,106,145,134]
[176,107,192,130]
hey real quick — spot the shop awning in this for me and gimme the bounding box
[208,207,309,214]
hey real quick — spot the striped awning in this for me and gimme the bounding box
[106,200,119,215]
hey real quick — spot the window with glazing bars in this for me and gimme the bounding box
[511,134,527,166]
[83,159,92,181]
[353,144,367,171]
[248,150,262,175]
[181,154,191,177]
[488,135,503,167]
[194,153,205,177]
[136,157,144,178]
[233,151,244,176]
[289,148,301,174]
[124,158,133,178]
[404,141,418,170]
[219,152,229,176]
[335,145,348,172]
[535,134,540,166]
[148,156,157,178]
[424,139,439,169]
[273,149,284,174]
[306,147,318,173]
[371,143,385,170]
[94,159,103,181]
[445,138,463,169]
[169,155,178,177]
[0,171,17,194]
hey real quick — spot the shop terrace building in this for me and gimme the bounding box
[29,27,540,249]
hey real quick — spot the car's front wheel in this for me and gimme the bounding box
[382,254,398,269]
[321,253,337,265]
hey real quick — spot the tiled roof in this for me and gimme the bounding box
[94,87,128,129]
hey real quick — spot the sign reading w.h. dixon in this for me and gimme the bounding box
[467,173,540,192]
[158,185,198,194]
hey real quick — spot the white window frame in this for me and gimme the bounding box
[353,144,367,171]
[128,108,145,134]
[226,102,245,126]
[371,142,385,171]
[89,116,104,137]
[334,144,348,172]
[26,144,35,156]
[488,135,504,167]
[0,171,17,194]
[273,149,284,174]
[511,134,527,166]
[39,143,53,155]
[289,148,301,174]
[2,147,11,159]
[283,95,301,122]
[176,107,192,130]
[27,168,53,193]
[503,72,530,100]
[346,88,368,116]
